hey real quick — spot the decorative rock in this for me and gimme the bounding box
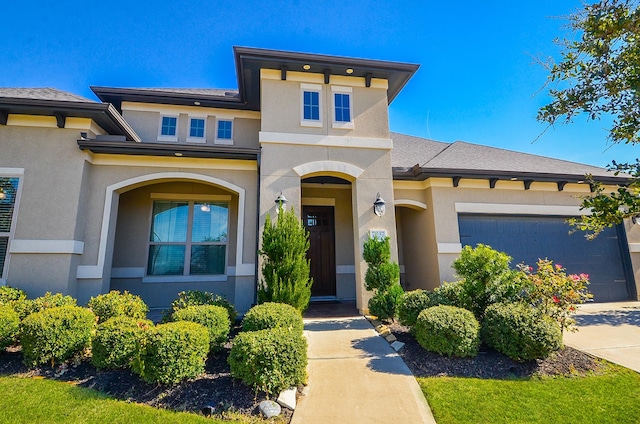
[385,334,397,343]
[370,319,382,327]
[259,400,281,418]
[201,405,215,417]
[277,387,297,410]
[390,341,405,352]
[301,385,310,397]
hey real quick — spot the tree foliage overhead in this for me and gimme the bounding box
[539,0,640,237]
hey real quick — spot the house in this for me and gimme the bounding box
[0,47,637,314]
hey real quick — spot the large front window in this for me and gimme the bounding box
[0,177,20,280]
[148,200,228,276]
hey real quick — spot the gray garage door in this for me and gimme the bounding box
[458,214,635,302]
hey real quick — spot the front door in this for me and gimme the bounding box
[303,206,336,297]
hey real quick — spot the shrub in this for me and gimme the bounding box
[398,289,431,328]
[0,305,20,350]
[0,286,30,318]
[170,290,237,323]
[25,292,77,316]
[229,327,307,396]
[415,305,480,357]
[482,302,563,361]
[258,208,313,312]
[368,283,404,321]
[88,290,148,324]
[241,302,303,335]
[172,305,230,353]
[20,306,95,367]
[91,316,152,369]
[452,244,524,318]
[134,321,209,384]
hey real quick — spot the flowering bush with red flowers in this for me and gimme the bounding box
[518,259,592,333]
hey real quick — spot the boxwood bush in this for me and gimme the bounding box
[397,289,431,328]
[0,305,20,350]
[228,327,307,396]
[0,286,30,319]
[134,321,209,384]
[368,283,404,321]
[91,316,152,369]
[171,305,230,353]
[415,305,480,357]
[20,305,95,367]
[241,302,303,334]
[170,290,237,323]
[428,281,467,309]
[25,292,77,316]
[88,290,148,324]
[482,302,563,361]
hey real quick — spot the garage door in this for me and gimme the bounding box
[458,214,635,302]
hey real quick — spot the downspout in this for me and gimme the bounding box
[254,150,262,306]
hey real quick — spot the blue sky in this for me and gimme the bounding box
[2,0,636,167]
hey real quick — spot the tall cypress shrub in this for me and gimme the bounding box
[363,235,403,320]
[258,208,313,312]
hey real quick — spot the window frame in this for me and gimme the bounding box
[157,115,179,142]
[187,116,207,144]
[0,170,23,284]
[215,119,234,145]
[144,194,231,283]
[300,83,323,128]
[331,86,354,129]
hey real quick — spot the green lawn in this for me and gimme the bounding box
[418,365,640,424]
[0,376,234,424]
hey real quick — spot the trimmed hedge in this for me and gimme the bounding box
[0,305,20,350]
[482,302,563,361]
[415,305,480,358]
[170,290,237,323]
[172,305,230,353]
[0,286,30,318]
[20,306,95,367]
[397,289,431,328]
[242,302,303,335]
[92,316,152,369]
[25,292,77,316]
[88,290,148,324]
[368,283,404,321]
[228,327,307,396]
[134,321,209,384]
[428,281,466,309]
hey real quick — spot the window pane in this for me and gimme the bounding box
[0,237,7,278]
[0,178,19,233]
[217,120,232,139]
[148,245,185,275]
[161,117,177,136]
[190,118,205,137]
[192,203,228,242]
[334,93,351,122]
[190,245,226,275]
[303,91,319,120]
[150,201,188,242]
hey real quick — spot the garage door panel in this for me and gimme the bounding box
[458,215,632,302]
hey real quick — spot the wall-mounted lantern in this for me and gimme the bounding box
[275,191,288,213]
[373,192,386,217]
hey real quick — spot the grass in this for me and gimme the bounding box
[418,364,640,424]
[0,376,233,424]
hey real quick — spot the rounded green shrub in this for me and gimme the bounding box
[415,305,480,357]
[428,281,466,309]
[368,283,404,321]
[170,290,237,323]
[228,327,307,396]
[482,302,563,361]
[0,305,20,350]
[134,321,209,384]
[25,292,77,316]
[242,302,303,334]
[20,306,95,367]
[172,305,230,353]
[0,286,30,318]
[91,316,152,369]
[397,289,431,328]
[88,290,148,324]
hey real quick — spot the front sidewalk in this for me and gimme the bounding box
[291,316,435,424]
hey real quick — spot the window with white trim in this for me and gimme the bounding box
[331,86,354,129]
[158,116,178,142]
[215,119,234,145]
[187,117,206,143]
[147,200,228,276]
[0,177,20,281]
[300,83,323,127]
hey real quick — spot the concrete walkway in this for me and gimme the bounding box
[291,316,436,424]
[563,301,640,372]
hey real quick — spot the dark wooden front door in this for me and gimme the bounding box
[303,206,336,297]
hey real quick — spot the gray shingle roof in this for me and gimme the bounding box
[0,87,95,103]
[391,132,616,179]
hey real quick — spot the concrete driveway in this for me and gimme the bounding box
[563,301,640,372]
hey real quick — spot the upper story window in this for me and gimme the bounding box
[216,119,233,143]
[0,175,22,282]
[158,116,178,142]
[300,83,323,128]
[187,117,206,143]
[331,86,354,129]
